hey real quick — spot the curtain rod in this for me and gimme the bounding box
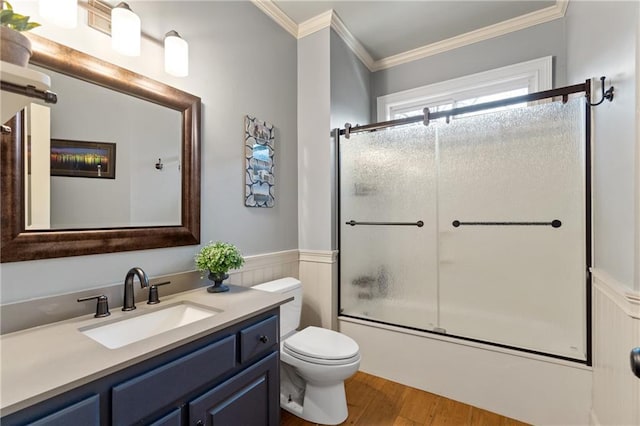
[339,78,613,138]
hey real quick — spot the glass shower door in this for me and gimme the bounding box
[340,125,439,330]
[436,99,587,360]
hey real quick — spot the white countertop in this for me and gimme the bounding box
[0,285,290,416]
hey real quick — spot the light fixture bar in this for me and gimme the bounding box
[80,0,162,46]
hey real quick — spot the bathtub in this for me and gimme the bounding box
[337,309,592,426]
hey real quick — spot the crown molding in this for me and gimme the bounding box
[250,0,297,38]
[330,11,375,71]
[252,0,569,72]
[297,9,333,38]
[372,0,569,71]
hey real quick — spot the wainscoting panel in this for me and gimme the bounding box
[590,269,640,426]
[298,250,338,330]
[229,249,299,287]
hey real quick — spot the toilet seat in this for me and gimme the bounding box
[283,326,360,366]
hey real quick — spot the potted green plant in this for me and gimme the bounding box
[195,241,245,293]
[1,1,40,67]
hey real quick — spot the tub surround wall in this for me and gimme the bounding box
[564,2,640,423]
[590,269,640,425]
[1,250,298,335]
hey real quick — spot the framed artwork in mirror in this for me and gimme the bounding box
[244,115,274,207]
[50,139,116,179]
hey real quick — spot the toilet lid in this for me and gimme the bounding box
[283,326,359,361]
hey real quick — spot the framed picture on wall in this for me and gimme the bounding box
[50,139,116,179]
[244,115,275,207]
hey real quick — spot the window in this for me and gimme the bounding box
[377,56,552,121]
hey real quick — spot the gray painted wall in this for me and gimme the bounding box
[1,1,298,303]
[370,19,567,122]
[565,1,638,290]
[298,28,332,251]
[330,30,371,130]
[329,29,371,249]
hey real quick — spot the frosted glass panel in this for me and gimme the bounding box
[437,99,586,360]
[340,125,438,330]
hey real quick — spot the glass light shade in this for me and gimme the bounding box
[164,31,189,77]
[111,3,140,57]
[39,0,78,29]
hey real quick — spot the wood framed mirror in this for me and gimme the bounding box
[1,34,201,262]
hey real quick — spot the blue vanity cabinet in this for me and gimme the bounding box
[1,308,280,426]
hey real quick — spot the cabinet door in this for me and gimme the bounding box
[188,352,279,426]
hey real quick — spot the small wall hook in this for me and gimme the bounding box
[155,158,163,170]
[589,76,614,106]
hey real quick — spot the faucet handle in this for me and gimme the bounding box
[147,281,171,305]
[78,295,111,318]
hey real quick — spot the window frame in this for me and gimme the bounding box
[376,56,552,121]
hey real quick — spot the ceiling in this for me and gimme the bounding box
[271,1,558,64]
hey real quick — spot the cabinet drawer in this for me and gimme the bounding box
[239,316,278,363]
[112,335,236,425]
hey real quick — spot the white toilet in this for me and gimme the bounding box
[252,277,360,425]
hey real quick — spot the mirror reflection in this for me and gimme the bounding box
[1,33,201,263]
[25,65,182,230]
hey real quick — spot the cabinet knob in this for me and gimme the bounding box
[196,420,203,426]
[259,335,269,344]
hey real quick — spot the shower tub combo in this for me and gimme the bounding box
[334,83,597,424]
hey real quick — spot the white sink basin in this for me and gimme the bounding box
[80,302,219,349]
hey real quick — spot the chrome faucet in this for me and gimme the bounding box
[122,267,149,311]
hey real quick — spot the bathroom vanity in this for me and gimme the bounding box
[0,285,289,425]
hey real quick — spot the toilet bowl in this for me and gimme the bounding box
[252,278,360,425]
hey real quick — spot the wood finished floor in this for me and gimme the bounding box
[280,371,530,426]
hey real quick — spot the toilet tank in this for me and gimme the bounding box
[252,277,302,338]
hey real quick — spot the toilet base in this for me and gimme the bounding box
[280,382,348,425]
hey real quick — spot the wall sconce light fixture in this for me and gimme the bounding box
[164,31,189,77]
[110,2,140,57]
[44,0,189,76]
[39,0,78,29]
